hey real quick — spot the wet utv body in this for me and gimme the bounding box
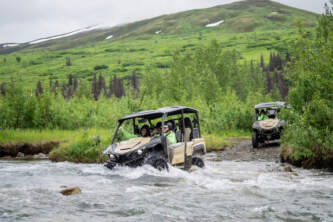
[252,102,288,148]
[104,106,206,171]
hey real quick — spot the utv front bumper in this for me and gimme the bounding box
[104,152,145,170]
[260,128,282,141]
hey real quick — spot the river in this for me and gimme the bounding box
[1,152,333,222]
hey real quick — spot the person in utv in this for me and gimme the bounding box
[152,122,162,136]
[140,125,150,137]
[118,124,150,141]
[163,122,177,145]
[258,110,268,121]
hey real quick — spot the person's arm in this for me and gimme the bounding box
[119,127,137,140]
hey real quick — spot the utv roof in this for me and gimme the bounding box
[119,106,198,121]
[255,101,287,109]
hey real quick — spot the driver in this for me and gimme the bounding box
[140,125,150,137]
[163,122,177,145]
[258,110,268,121]
[117,124,150,141]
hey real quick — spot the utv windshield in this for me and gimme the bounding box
[113,116,162,143]
[255,108,280,120]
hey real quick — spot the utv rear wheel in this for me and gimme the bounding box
[192,157,205,168]
[252,131,259,149]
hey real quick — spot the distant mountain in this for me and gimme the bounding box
[0,0,318,54]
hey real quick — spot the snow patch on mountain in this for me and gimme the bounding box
[205,20,224,27]
[105,35,113,40]
[29,25,103,45]
[2,43,20,48]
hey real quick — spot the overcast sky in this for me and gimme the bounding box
[0,0,329,43]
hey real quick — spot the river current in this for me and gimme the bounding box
[0,153,332,222]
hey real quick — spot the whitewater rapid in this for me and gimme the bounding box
[0,153,332,221]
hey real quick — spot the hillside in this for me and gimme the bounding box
[0,0,318,87]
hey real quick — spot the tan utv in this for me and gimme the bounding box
[103,106,206,171]
[252,101,289,148]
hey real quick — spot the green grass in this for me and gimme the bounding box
[0,128,112,163]
[204,134,231,152]
[0,128,112,143]
[0,128,111,163]
[204,130,250,152]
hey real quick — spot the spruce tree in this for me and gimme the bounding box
[35,81,43,97]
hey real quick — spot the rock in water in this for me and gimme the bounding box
[33,153,47,159]
[284,166,293,172]
[60,186,81,196]
[17,152,24,158]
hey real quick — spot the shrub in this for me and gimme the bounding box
[94,64,108,71]
[155,62,170,69]
[204,135,230,152]
[50,133,108,163]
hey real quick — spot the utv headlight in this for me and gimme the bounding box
[103,143,118,155]
[109,154,116,160]
[137,149,143,155]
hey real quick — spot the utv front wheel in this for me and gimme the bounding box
[104,161,116,170]
[145,155,169,171]
[192,157,205,168]
[153,159,169,171]
[252,131,259,149]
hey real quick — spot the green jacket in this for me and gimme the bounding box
[258,114,268,121]
[165,131,177,145]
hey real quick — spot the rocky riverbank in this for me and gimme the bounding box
[0,141,60,160]
[211,138,281,162]
[280,146,333,170]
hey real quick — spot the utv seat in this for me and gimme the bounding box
[184,117,193,141]
[176,130,182,143]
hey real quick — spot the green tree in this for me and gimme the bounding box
[282,2,333,164]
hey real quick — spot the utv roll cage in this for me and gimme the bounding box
[111,106,201,153]
[254,101,289,119]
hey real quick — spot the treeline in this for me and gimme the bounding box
[0,44,290,132]
[0,51,288,102]
[0,39,293,133]
[1,71,140,100]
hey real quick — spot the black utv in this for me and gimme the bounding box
[103,106,206,171]
[252,102,288,148]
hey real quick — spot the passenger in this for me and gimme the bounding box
[258,110,268,121]
[152,122,162,136]
[140,124,150,137]
[163,122,177,145]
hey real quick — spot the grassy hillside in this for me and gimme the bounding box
[0,0,318,88]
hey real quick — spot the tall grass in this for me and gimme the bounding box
[0,128,111,143]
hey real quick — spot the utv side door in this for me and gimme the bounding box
[168,141,193,169]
